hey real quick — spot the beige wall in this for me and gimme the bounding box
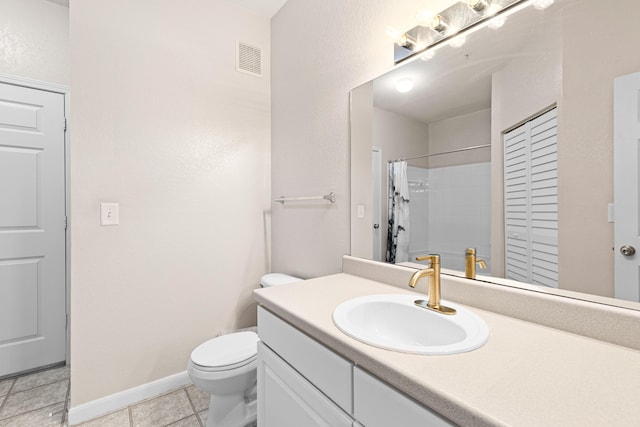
[69,0,270,405]
[0,0,69,85]
[374,107,430,260]
[490,24,561,278]
[350,82,375,259]
[427,108,491,169]
[559,0,640,296]
[271,0,457,278]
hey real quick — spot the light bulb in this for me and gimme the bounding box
[395,78,414,93]
[467,0,490,13]
[386,27,405,44]
[532,0,554,10]
[420,50,435,61]
[416,9,435,27]
[429,15,449,34]
[449,34,467,48]
[385,27,418,49]
[488,15,506,29]
[485,4,501,17]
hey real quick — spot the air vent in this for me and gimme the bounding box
[236,41,262,77]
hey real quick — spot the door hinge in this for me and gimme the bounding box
[65,314,69,328]
[64,216,68,230]
[64,118,67,132]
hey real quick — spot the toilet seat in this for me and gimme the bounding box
[191,354,257,372]
[190,331,259,372]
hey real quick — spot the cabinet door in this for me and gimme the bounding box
[354,367,456,427]
[257,342,353,427]
[258,307,353,413]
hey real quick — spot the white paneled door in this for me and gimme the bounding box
[614,72,640,302]
[0,81,66,377]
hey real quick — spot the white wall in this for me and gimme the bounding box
[0,0,69,85]
[271,0,458,278]
[426,163,491,271]
[407,165,429,258]
[69,0,270,405]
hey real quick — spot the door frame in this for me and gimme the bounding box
[372,147,382,261]
[0,73,71,366]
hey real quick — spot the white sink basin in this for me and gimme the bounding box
[332,294,489,355]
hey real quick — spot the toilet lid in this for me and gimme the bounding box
[260,273,302,287]
[191,331,259,369]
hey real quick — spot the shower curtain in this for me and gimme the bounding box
[386,161,410,263]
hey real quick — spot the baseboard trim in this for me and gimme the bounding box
[67,371,191,425]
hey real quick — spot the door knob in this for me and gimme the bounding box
[620,245,636,256]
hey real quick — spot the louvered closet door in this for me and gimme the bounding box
[504,108,558,287]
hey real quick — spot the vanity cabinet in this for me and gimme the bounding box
[354,367,455,427]
[257,307,354,426]
[257,343,354,427]
[257,307,454,427]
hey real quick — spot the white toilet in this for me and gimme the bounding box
[187,273,302,427]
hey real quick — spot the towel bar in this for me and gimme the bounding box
[274,192,336,204]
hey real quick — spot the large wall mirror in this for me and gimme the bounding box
[350,0,640,310]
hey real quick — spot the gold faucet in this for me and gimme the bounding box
[464,248,486,280]
[408,255,456,315]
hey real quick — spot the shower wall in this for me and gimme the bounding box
[407,166,429,258]
[409,162,491,272]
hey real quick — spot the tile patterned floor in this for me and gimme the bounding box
[0,366,210,427]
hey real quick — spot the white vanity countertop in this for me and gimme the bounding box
[253,273,640,427]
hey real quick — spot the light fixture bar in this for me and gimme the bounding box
[393,0,529,64]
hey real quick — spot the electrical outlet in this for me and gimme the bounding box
[100,202,119,226]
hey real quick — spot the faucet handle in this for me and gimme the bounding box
[464,248,486,279]
[415,254,440,265]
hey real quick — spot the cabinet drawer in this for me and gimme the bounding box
[258,342,354,427]
[354,367,455,427]
[258,307,353,414]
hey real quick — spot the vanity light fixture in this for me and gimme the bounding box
[395,78,414,93]
[467,0,490,13]
[386,26,417,50]
[532,0,554,10]
[429,15,449,34]
[392,0,532,64]
[415,8,435,27]
[416,8,449,34]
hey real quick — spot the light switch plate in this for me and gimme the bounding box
[608,203,614,223]
[357,204,365,218]
[101,202,119,225]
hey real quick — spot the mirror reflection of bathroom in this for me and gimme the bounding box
[366,0,562,283]
[380,111,491,274]
[353,0,640,302]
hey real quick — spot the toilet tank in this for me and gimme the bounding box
[260,273,302,288]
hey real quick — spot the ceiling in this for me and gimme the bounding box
[236,0,288,18]
[45,0,68,6]
[44,0,288,18]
